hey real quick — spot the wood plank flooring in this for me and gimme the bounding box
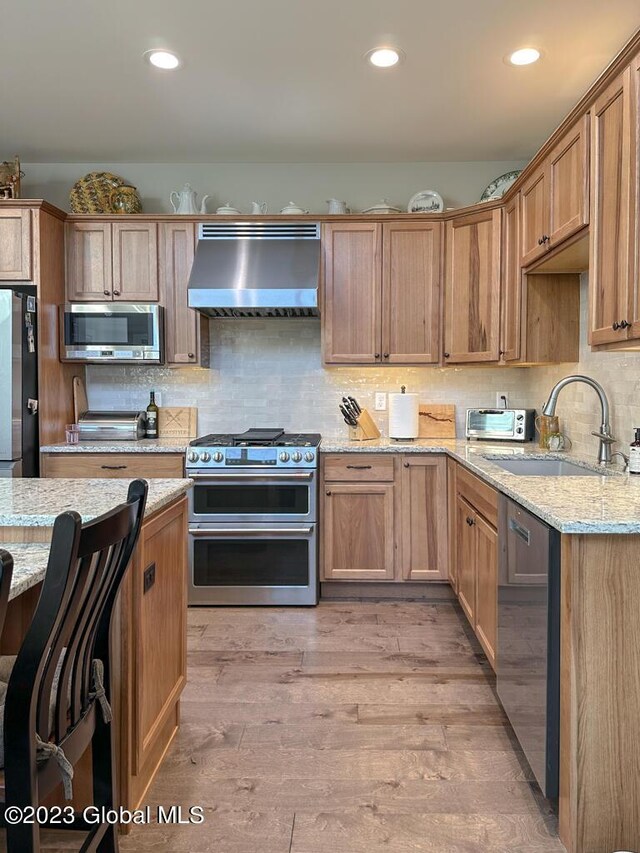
[38,601,564,852]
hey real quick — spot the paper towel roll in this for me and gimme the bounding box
[388,392,419,439]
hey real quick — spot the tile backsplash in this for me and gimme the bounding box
[86,319,533,438]
[86,274,640,454]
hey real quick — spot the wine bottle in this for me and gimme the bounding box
[146,391,159,439]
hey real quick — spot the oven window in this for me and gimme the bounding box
[193,538,310,586]
[193,484,309,515]
[66,313,154,346]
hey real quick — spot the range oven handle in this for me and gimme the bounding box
[189,527,313,536]
[188,472,314,481]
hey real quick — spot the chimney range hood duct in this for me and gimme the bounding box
[187,221,320,318]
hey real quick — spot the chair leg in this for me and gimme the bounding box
[96,822,119,852]
[5,820,40,853]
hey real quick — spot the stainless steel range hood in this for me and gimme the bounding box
[188,221,320,317]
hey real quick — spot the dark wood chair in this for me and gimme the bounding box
[0,479,148,852]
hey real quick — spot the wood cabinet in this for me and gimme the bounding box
[321,453,448,583]
[443,208,501,363]
[0,208,31,279]
[322,221,441,365]
[500,193,522,362]
[399,456,448,580]
[589,64,636,346]
[159,221,208,366]
[40,452,184,479]
[66,221,159,302]
[446,457,458,591]
[453,463,498,669]
[322,482,395,580]
[521,115,589,267]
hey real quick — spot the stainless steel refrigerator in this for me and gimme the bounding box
[0,288,38,477]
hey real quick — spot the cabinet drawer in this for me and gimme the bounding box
[456,464,498,528]
[41,453,184,479]
[323,454,395,482]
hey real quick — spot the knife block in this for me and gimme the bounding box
[348,408,381,442]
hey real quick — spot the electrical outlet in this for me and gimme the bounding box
[495,392,509,409]
[375,392,387,411]
[143,562,156,594]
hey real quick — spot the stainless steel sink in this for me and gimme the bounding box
[485,457,611,477]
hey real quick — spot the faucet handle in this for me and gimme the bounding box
[591,430,616,444]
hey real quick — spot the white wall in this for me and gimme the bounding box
[22,160,527,214]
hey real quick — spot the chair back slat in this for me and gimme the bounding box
[4,480,148,799]
[0,549,14,632]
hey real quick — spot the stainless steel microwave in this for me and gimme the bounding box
[61,303,164,363]
[465,408,536,442]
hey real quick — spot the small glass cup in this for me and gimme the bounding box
[65,423,80,445]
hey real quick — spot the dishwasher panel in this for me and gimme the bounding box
[497,496,561,801]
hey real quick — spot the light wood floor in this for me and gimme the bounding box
[37,601,564,852]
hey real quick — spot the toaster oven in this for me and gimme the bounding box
[465,408,536,442]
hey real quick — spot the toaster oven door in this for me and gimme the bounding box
[466,409,517,440]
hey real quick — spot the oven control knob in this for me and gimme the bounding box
[200,452,211,463]
[291,451,303,463]
[279,452,290,462]
[516,427,523,434]
[212,451,224,463]
[516,414,524,420]
[187,451,199,463]
[304,451,315,463]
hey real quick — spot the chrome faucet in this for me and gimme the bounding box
[541,374,615,465]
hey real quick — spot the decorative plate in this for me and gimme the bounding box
[69,171,128,214]
[407,190,444,213]
[480,170,522,202]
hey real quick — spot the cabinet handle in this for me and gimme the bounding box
[443,352,450,359]
[346,464,372,470]
[374,353,381,360]
[537,235,550,245]
[325,490,332,496]
[383,353,389,359]
[466,516,475,526]
[403,462,410,468]
[113,290,121,296]
[620,320,630,329]
[103,289,110,296]
[499,349,505,357]
[101,464,127,470]
[188,352,195,358]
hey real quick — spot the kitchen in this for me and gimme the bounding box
[2,2,640,851]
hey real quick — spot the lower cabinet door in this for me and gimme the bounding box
[323,483,395,580]
[456,495,476,623]
[399,456,448,580]
[474,513,498,669]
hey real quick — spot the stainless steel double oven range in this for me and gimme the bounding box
[186,429,320,605]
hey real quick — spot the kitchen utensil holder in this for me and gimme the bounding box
[348,409,381,442]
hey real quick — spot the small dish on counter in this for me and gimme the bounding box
[362,198,402,214]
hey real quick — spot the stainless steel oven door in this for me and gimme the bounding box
[188,522,318,605]
[188,468,317,524]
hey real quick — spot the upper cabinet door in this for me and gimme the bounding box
[159,222,201,365]
[627,54,640,342]
[443,209,501,363]
[322,222,382,364]
[520,166,550,266]
[66,222,113,301]
[381,221,441,364]
[112,222,159,302]
[589,65,634,346]
[0,209,31,280]
[500,193,522,362]
[548,114,590,246]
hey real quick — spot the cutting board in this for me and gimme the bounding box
[418,404,456,438]
[72,375,89,423]
[158,407,198,439]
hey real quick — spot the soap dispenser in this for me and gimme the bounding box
[629,427,640,474]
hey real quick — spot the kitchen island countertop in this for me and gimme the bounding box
[319,436,640,534]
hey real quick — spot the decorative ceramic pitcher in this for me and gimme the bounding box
[250,201,267,214]
[170,184,210,214]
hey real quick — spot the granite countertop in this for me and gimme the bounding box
[0,478,193,528]
[0,543,51,601]
[40,439,189,454]
[319,437,640,534]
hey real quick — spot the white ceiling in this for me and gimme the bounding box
[2,0,638,163]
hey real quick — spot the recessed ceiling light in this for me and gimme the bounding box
[508,47,541,66]
[144,49,181,70]
[366,47,403,68]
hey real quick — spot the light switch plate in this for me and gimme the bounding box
[375,392,387,411]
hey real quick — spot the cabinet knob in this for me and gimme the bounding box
[403,462,410,468]
[103,289,110,296]
[499,349,505,356]
[113,290,121,296]
[620,320,630,329]
[537,235,550,245]
[613,321,620,331]
[466,516,475,526]
[374,353,381,360]
[383,353,389,359]
[325,490,332,496]
[443,352,450,359]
